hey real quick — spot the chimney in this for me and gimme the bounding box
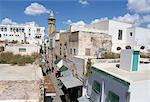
[120,49,140,72]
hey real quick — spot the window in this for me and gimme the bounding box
[130,32,133,36]
[92,80,101,94]
[1,28,3,32]
[37,28,40,32]
[116,47,121,51]
[16,28,18,32]
[85,48,91,56]
[64,42,67,49]
[0,34,1,38]
[19,28,21,32]
[91,37,94,42]
[22,28,24,32]
[13,28,15,32]
[29,28,31,32]
[140,46,145,50]
[10,28,13,32]
[60,44,62,55]
[125,45,131,49]
[4,28,7,32]
[105,91,119,102]
[74,48,77,55]
[19,48,26,52]
[70,48,72,54]
[118,30,123,40]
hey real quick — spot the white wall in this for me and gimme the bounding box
[134,27,150,50]
[129,80,150,102]
[86,20,109,31]
[108,20,132,52]
[73,56,86,81]
[126,27,135,46]
[5,44,40,55]
[120,50,133,72]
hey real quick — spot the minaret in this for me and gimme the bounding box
[48,10,55,38]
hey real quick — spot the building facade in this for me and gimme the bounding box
[0,22,45,45]
[71,20,150,53]
[55,30,112,61]
[5,44,40,55]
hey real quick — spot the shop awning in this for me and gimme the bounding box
[44,76,56,96]
[59,76,82,89]
[59,65,68,72]
[61,69,73,77]
[54,58,62,64]
[78,96,91,102]
[56,60,63,69]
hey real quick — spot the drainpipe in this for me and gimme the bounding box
[101,79,105,102]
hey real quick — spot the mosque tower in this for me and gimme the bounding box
[48,10,55,38]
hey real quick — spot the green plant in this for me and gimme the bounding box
[31,53,39,60]
[103,52,120,59]
[140,52,150,58]
[0,52,37,66]
[85,58,92,79]
[0,52,14,64]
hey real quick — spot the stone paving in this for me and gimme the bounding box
[42,53,64,102]
[49,72,63,102]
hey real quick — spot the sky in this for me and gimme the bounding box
[0,0,150,34]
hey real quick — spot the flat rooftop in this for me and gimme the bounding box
[6,44,39,47]
[0,80,40,100]
[0,64,43,81]
[93,63,150,83]
[0,64,43,101]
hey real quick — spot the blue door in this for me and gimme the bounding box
[132,51,139,71]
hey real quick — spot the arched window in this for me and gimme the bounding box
[125,45,131,49]
[140,46,145,50]
[116,47,121,51]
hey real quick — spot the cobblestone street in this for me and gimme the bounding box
[49,71,63,102]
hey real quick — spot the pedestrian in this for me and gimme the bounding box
[52,67,54,73]
[46,69,48,74]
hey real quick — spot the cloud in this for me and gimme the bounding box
[65,19,72,25]
[71,21,86,26]
[142,15,150,23]
[91,17,108,24]
[24,2,50,16]
[128,0,150,13]
[1,18,17,25]
[113,13,141,26]
[147,24,150,28]
[0,18,39,27]
[79,0,89,5]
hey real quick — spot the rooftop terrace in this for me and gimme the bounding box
[0,64,43,101]
[0,64,43,81]
[92,63,150,83]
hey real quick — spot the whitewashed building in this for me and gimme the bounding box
[0,22,45,45]
[71,20,150,53]
[79,50,150,102]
